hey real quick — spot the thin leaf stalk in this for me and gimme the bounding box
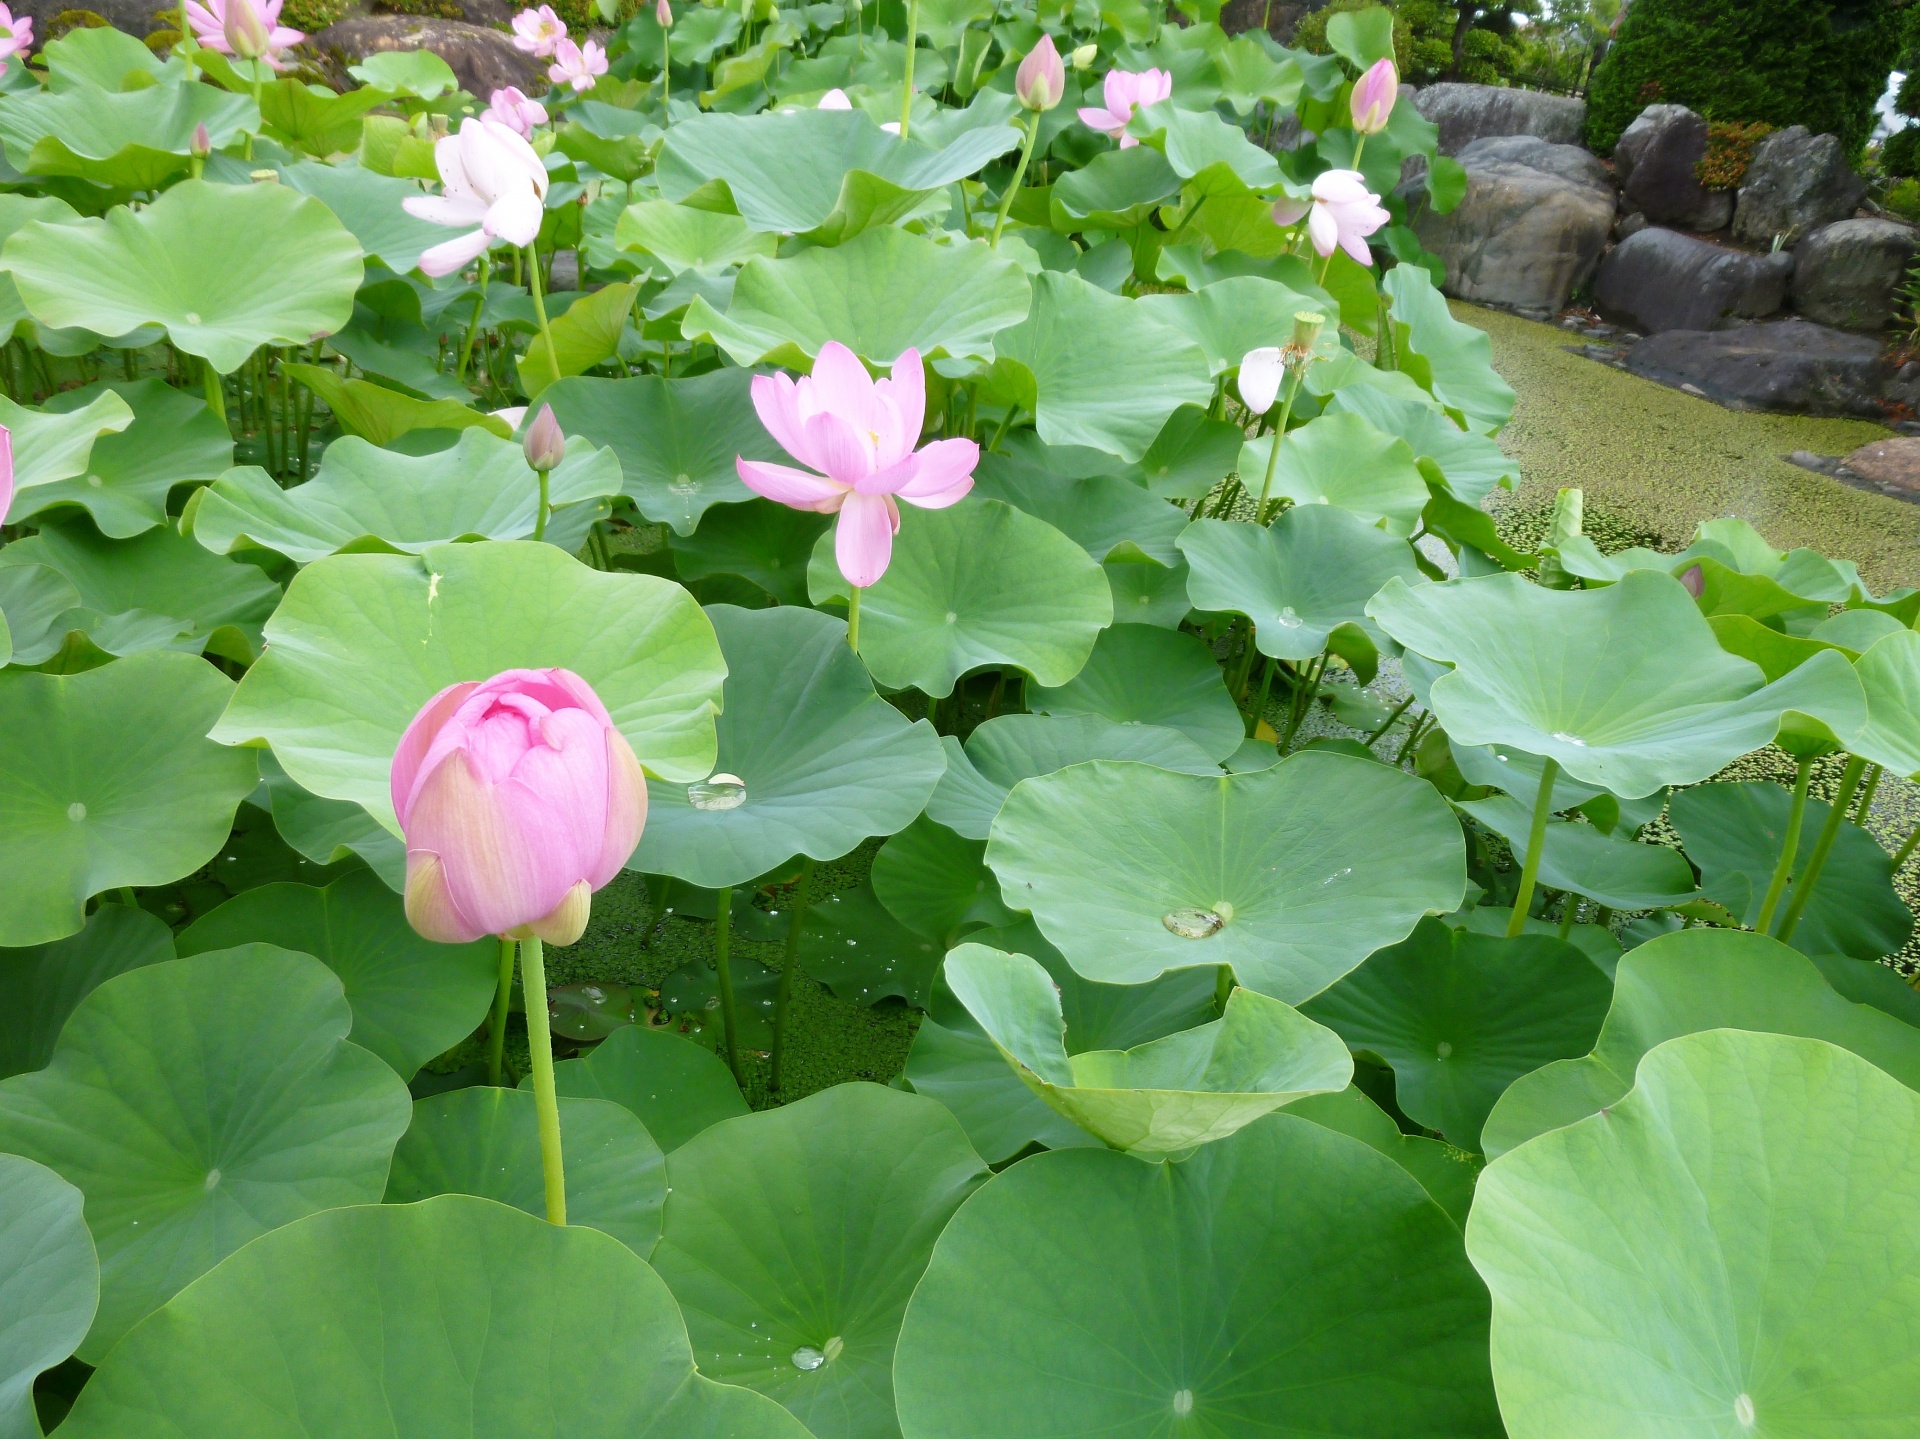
[1505,757,1559,938]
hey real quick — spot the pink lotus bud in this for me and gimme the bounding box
[191,122,212,157]
[391,668,647,945]
[1016,35,1065,112]
[1680,564,1704,599]
[222,0,272,60]
[523,403,565,472]
[1349,57,1398,136]
[0,423,13,525]
[656,0,672,24]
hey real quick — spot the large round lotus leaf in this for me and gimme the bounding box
[684,225,1032,369]
[188,429,624,565]
[633,605,944,887]
[0,652,259,947]
[0,1153,95,1439]
[1286,1084,1479,1228]
[1455,794,1700,911]
[0,947,410,1359]
[175,872,496,1079]
[0,903,172,1081]
[1366,570,1868,798]
[946,944,1352,1156]
[0,388,133,524]
[651,1083,989,1439]
[213,541,726,830]
[992,272,1216,463]
[798,882,946,1008]
[387,1089,665,1256]
[614,198,779,271]
[538,367,777,535]
[986,753,1466,1002]
[1481,928,1920,1159]
[1236,412,1429,537]
[927,713,1218,841]
[1051,145,1182,228]
[1382,266,1515,435]
[0,561,75,667]
[32,380,231,539]
[1027,623,1245,762]
[1137,276,1330,376]
[656,107,1018,243]
[1,180,362,374]
[871,815,1017,946]
[1178,507,1423,663]
[0,82,255,190]
[670,500,831,606]
[1301,917,1611,1152]
[807,499,1112,698]
[1469,1030,1920,1439]
[902,1015,1101,1163]
[894,1114,1500,1439]
[1328,384,1519,505]
[56,1195,812,1439]
[1850,629,1920,776]
[278,161,450,274]
[254,751,406,889]
[1555,519,1864,624]
[538,1023,747,1151]
[970,438,1188,566]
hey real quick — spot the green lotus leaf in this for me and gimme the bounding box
[0,653,258,947]
[256,82,392,158]
[346,47,456,98]
[902,1015,1103,1162]
[0,1152,95,1439]
[894,1114,1499,1439]
[1449,740,1667,835]
[55,1195,812,1439]
[1328,382,1519,503]
[1381,265,1515,434]
[0,82,256,190]
[1554,518,1863,626]
[1027,622,1245,761]
[1811,950,1920,1024]
[387,1089,665,1255]
[538,368,778,535]
[1367,570,1868,798]
[518,280,644,398]
[1138,276,1330,376]
[0,570,185,670]
[1236,412,1429,537]
[985,753,1466,1002]
[1,180,362,373]
[0,904,172,1082]
[278,162,448,272]
[175,872,495,1078]
[1126,99,1284,189]
[1457,793,1700,910]
[0,388,133,525]
[1301,917,1611,1151]
[214,541,725,830]
[1469,1030,1920,1439]
[539,1024,747,1151]
[1131,402,1247,500]
[282,364,510,447]
[684,225,1031,369]
[669,500,831,605]
[1285,1084,1478,1227]
[188,430,623,565]
[252,750,404,888]
[651,1083,989,1439]
[1213,33,1306,114]
[1850,629,1920,776]
[657,107,1018,243]
[1482,927,1920,1158]
[798,882,947,1008]
[871,814,1017,945]
[40,26,172,90]
[0,195,81,345]
[615,198,780,272]
[1050,145,1182,229]
[28,380,230,539]
[972,435,1188,565]
[633,604,943,887]
[0,947,410,1359]
[806,499,1112,698]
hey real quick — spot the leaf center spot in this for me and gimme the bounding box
[66,802,87,822]
[1437,1041,1453,1059]
[1172,1389,1194,1418]
[1734,1395,1755,1427]
[184,311,202,324]
[204,1168,222,1192]
[944,611,957,624]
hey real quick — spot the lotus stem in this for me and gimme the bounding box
[1244,653,1277,737]
[1253,368,1305,522]
[533,468,551,541]
[661,31,670,107]
[524,244,558,391]
[1505,757,1559,938]
[1390,711,1429,766]
[1753,755,1811,936]
[1894,822,1920,873]
[1557,895,1578,939]
[458,253,490,381]
[247,70,262,160]
[847,585,862,651]
[771,857,816,1093]
[179,5,194,77]
[713,884,743,1084]
[1363,693,1416,747]
[991,109,1042,248]
[1853,763,1882,822]
[202,357,226,425]
[486,936,515,1086]
[899,0,920,136]
[1774,753,1869,944]
[518,936,568,1225]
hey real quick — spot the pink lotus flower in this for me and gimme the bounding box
[735,342,977,588]
[0,6,31,62]
[656,0,672,23]
[0,424,12,525]
[1350,57,1398,135]
[1016,35,1065,112]
[392,668,646,946]
[185,0,301,67]
[511,4,566,56]
[1077,67,1171,147]
[549,37,607,93]
[1274,169,1389,266]
[484,85,548,138]
[402,116,550,278]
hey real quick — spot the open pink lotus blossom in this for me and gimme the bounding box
[0,6,31,62]
[1350,57,1397,135]
[392,668,646,946]
[511,4,566,56]
[1077,67,1171,147]
[735,342,977,588]
[402,116,549,277]
[484,85,548,138]
[1273,168,1389,265]
[185,0,301,67]
[549,37,607,93]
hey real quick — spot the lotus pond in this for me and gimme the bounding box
[3,2,1920,1436]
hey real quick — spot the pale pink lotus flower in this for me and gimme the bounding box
[0,424,13,525]
[1275,169,1389,265]
[819,87,852,109]
[393,668,646,946]
[511,4,566,56]
[656,0,672,23]
[1077,67,1171,147]
[185,0,301,67]
[1015,34,1064,112]
[1350,57,1398,135]
[549,37,607,93]
[735,342,977,588]
[402,117,550,278]
[0,6,31,62]
[484,85,548,138]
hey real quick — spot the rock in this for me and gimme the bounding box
[1593,227,1794,334]
[1731,127,1866,246]
[1410,83,1587,156]
[1613,105,1731,232]
[1623,319,1891,418]
[310,16,544,99]
[1616,211,1648,241]
[1790,219,1919,332]
[1409,135,1614,312]
[1842,437,1920,494]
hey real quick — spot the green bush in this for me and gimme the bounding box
[1291,0,1473,86]
[1586,0,1902,156]
[1883,125,1920,179]
[1885,175,1920,220]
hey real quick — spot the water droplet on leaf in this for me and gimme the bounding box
[1276,605,1303,628]
[687,773,747,810]
[1550,731,1587,747]
[669,473,697,495]
[1162,907,1224,939]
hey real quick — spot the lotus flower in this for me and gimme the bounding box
[735,342,977,588]
[656,0,672,23]
[402,116,550,278]
[1238,348,1285,415]
[1274,169,1390,265]
[819,87,852,108]
[185,0,302,67]
[511,4,566,56]
[1016,35,1065,112]
[523,403,565,472]
[1350,57,1398,135]
[0,424,13,525]
[392,668,646,946]
[549,37,607,93]
[0,6,31,62]
[1077,67,1171,147]
[483,86,548,138]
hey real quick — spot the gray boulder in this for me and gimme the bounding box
[1594,227,1794,334]
[1411,83,1587,156]
[1624,320,1890,418]
[1732,127,1865,246]
[310,16,544,98]
[1790,219,1918,332]
[1614,105,1731,232]
[1411,135,1614,312]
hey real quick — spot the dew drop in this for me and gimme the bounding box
[66,802,86,822]
[669,472,697,495]
[1734,1394,1755,1427]
[184,311,202,324]
[1172,1390,1194,1418]
[86,474,103,488]
[1436,1041,1453,1060]
[1550,731,1588,747]
[1276,605,1303,629]
[791,1347,825,1372]
[204,1168,222,1192]
[687,773,747,810]
[1162,907,1224,940]
[1320,867,1351,885]
[944,611,958,625]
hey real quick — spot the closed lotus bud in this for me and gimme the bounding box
[1681,563,1704,599]
[191,122,212,158]
[1349,57,1398,136]
[657,0,671,24]
[1015,34,1065,112]
[222,0,272,60]
[391,668,647,946]
[523,403,565,472]
[1070,42,1096,70]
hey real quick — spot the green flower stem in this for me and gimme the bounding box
[1253,368,1306,522]
[1753,755,1812,936]
[1893,822,1920,872]
[1505,756,1560,938]
[898,0,920,136]
[1557,895,1578,940]
[457,253,490,382]
[661,31,671,107]
[1774,753,1869,943]
[771,856,816,1093]
[486,936,515,1087]
[1243,653,1278,737]
[713,884,743,1083]
[847,585,862,651]
[1853,762,1882,822]
[178,9,194,77]
[1362,693,1416,747]
[1278,651,1326,755]
[202,357,226,425]
[1594,905,1613,931]
[247,69,262,160]
[524,244,558,388]
[518,935,567,1225]
[642,874,673,947]
[991,109,1043,248]
[533,467,551,541]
